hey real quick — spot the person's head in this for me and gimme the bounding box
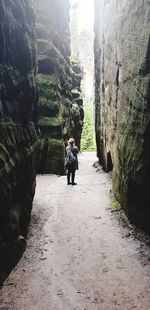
[68,138,75,147]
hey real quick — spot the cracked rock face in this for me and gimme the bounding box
[0,0,43,285]
[94,0,150,232]
[0,0,37,123]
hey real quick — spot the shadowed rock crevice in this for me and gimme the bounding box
[106,151,113,173]
[139,35,150,77]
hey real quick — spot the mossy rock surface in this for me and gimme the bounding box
[38,117,63,139]
[35,0,84,171]
[37,74,60,104]
[39,116,62,126]
[37,73,60,118]
[0,122,44,286]
[37,74,59,92]
[38,99,59,117]
[38,138,65,174]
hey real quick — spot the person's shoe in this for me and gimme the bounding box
[67,182,71,185]
[72,182,77,185]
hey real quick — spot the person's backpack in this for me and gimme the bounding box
[65,150,76,167]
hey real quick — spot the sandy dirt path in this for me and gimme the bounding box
[0,152,150,310]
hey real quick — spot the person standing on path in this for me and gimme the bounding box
[66,138,79,185]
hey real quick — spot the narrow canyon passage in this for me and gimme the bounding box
[0,153,150,310]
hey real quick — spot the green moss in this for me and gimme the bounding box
[111,200,121,210]
[37,74,60,103]
[47,138,65,155]
[119,74,150,185]
[38,117,62,139]
[38,98,59,117]
[112,180,123,205]
[70,55,79,62]
[38,138,65,174]
[37,73,59,90]
[38,117,62,127]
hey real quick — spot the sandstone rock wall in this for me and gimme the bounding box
[95,0,150,232]
[35,0,84,174]
[0,0,43,285]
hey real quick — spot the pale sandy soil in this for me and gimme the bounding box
[0,152,150,310]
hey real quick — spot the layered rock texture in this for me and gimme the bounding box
[0,0,43,285]
[95,0,150,232]
[35,0,84,174]
[0,0,83,285]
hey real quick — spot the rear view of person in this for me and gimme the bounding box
[66,138,79,185]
